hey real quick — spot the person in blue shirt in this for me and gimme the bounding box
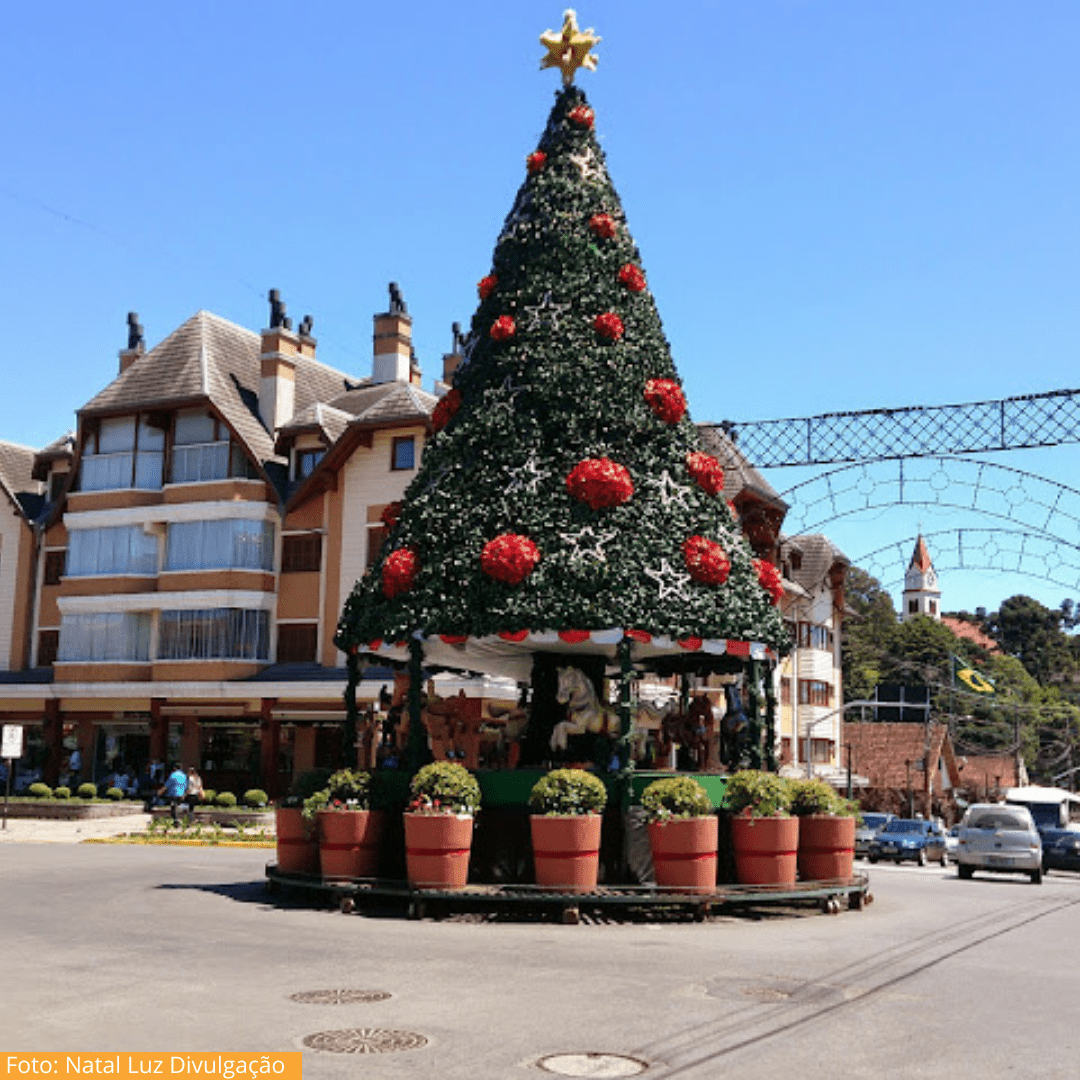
[158,764,188,823]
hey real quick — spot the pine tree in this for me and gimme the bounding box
[336,86,788,653]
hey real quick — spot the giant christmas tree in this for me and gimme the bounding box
[336,14,788,672]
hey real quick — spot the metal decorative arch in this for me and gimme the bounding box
[777,456,1080,543]
[855,527,1080,594]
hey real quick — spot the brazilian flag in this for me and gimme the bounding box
[952,654,994,694]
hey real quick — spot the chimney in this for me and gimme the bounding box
[372,282,413,384]
[435,322,465,396]
[259,289,299,433]
[119,312,145,373]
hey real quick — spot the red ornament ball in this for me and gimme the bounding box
[478,274,497,300]
[588,213,617,239]
[618,264,647,292]
[685,451,724,496]
[644,378,687,424]
[594,312,625,342]
[481,533,541,585]
[566,458,635,510]
[490,315,517,342]
[382,547,418,598]
[683,536,731,586]
[431,388,462,432]
[755,558,785,605]
[380,501,402,529]
[567,104,595,128]
[526,151,547,174]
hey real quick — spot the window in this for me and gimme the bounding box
[780,737,792,763]
[295,449,325,480]
[43,550,66,586]
[929,599,938,615]
[58,613,151,662]
[79,415,164,491]
[810,738,834,763]
[158,608,269,661]
[790,552,802,571]
[277,623,318,663]
[908,600,919,614]
[49,471,68,502]
[165,519,274,572]
[391,436,415,471]
[67,526,158,577]
[170,409,229,483]
[796,622,834,651]
[366,524,388,568]
[282,533,322,573]
[798,680,833,707]
[780,677,792,705]
[37,630,59,667]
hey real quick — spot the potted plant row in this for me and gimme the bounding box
[640,776,717,893]
[404,762,481,889]
[306,769,382,880]
[527,768,608,893]
[274,769,331,875]
[790,778,859,882]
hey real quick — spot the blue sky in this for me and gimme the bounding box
[2,1,1078,618]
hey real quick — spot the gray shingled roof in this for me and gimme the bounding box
[77,310,355,477]
[696,423,787,510]
[276,401,354,449]
[0,440,45,520]
[326,381,438,425]
[781,533,849,592]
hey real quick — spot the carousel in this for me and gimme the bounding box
[267,12,868,920]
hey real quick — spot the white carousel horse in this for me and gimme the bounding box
[550,666,684,754]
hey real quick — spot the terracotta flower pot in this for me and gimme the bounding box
[731,815,799,886]
[404,812,474,889]
[530,814,602,893]
[317,809,383,879]
[275,807,319,876]
[648,815,718,893]
[797,815,856,881]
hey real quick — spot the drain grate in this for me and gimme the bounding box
[302,1028,428,1054]
[537,1053,648,1077]
[290,989,391,1004]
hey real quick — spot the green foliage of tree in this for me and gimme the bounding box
[842,567,896,703]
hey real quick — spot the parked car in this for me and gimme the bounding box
[944,825,960,862]
[956,803,1042,884]
[1040,827,1080,874]
[855,812,896,859]
[868,818,948,866]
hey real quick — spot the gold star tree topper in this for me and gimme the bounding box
[539,10,600,86]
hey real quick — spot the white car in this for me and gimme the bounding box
[956,804,1042,884]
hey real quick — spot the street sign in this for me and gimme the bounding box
[1,724,23,760]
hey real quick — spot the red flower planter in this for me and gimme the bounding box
[317,809,383,879]
[731,815,799,886]
[404,813,474,889]
[797,816,856,881]
[531,815,602,893]
[275,808,319,876]
[648,816,718,893]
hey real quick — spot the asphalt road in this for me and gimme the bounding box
[2,843,1078,1079]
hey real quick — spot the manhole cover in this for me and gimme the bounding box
[290,989,391,1004]
[302,1028,428,1054]
[537,1053,648,1077]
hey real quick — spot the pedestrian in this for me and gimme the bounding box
[158,763,188,824]
[185,767,204,809]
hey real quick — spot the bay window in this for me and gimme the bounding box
[79,416,164,491]
[67,526,159,577]
[165,519,274,572]
[158,608,269,661]
[58,612,152,662]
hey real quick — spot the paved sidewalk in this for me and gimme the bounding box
[0,813,152,843]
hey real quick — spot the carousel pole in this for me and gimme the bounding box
[617,638,634,782]
[763,659,778,773]
[343,649,360,767]
[746,659,763,771]
[405,636,427,772]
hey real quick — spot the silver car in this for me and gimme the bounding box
[957,804,1043,884]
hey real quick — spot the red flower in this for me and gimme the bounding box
[755,558,784,605]
[490,315,516,342]
[566,458,634,510]
[588,213,617,239]
[431,388,462,432]
[685,451,724,496]
[567,104,595,128]
[480,533,541,585]
[380,501,402,529]
[382,547,418,598]
[478,274,497,300]
[527,151,546,174]
[558,629,590,644]
[594,312,624,342]
[683,536,731,586]
[618,264,646,292]
[644,378,687,424]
